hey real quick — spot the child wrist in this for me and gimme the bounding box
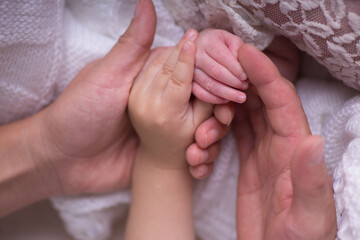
[136,144,189,170]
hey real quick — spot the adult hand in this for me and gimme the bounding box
[40,0,156,195]
[234,44,336,239]
[186,103,235,178]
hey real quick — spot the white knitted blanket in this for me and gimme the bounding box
[1,0,360,240]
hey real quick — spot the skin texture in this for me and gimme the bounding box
[234,44,336,240]
[193,29,248,104]
[40,0,158,195]
[126,30,211,240]
[0,0,229,218]
[187,35,299,178]
[0,0,157,217]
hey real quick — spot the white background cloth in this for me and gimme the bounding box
[2,0,360,240]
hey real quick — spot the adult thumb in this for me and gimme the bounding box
[100,0,157,80]
[289,136,336,236]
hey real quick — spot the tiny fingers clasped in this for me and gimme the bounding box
[128,29,213,163]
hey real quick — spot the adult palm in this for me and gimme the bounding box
[41,0,156,195]
[234,45,336,239]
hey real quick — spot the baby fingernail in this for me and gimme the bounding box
[237,94,246,103]
[239,72,247,81]
[185,29,197,41]
[240,81,249,89]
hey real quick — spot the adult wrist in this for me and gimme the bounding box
[0,111,63,217]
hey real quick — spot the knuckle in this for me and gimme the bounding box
[170,74,185,87]
[162,62,174,76]
[151,57,166,68]
[118,33,151,50]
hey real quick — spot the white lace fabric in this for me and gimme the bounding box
[237,0,360,91]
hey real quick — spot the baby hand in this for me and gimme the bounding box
[128,30,213,169]
[193,29,248,104]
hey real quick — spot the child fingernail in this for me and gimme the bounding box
[237,94,246,103]
[185,29,197,41]
[239,72,247,81]
[240,81,248,89]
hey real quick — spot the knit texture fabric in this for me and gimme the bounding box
[0,0,64,124]
[2,0,360,240]
[50,1,185,240]
[0,1,183,240]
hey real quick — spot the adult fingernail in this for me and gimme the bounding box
[309,138,325,166]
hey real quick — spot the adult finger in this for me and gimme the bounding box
[97,0,157,84]
[238,44,310,138]
[194,116,231,149]
[289,136,337,238]
[189,163,214,179]
[186,141,221,167]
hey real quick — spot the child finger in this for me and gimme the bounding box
[214,103,235,126]
[238,44,310,137]
[189,163,214,179]
[206,36,247,81]
[192,82,229,104]
[162,40,197,107]
[186,142,221,167]
[195,67,248,92]
[197,54,247,89]
[194,115,230,148]
[194,69,246,104]
[148,29,198,94]
[192,98,214,128]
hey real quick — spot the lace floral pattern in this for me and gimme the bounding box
[236,0,360,90]
[164,0,360,90]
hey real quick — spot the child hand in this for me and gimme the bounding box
[128,30,213,169]
[193,29,248,104]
